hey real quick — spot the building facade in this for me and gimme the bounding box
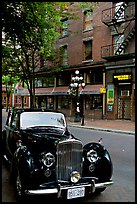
[101,2,135,121]
[3,2,135,121]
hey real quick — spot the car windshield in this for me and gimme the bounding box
[20,112,66,129]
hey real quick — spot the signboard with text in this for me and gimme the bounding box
[113,73,132,84]
[107,89,114,105]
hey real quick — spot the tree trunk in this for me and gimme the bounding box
[32,78,36,108]
[30,92,33,109]
[6,94,10,112]
[29,79,33,108]
[21,96,24,108]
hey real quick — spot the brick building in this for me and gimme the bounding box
[5,2,135,121]
[2,85,12,108]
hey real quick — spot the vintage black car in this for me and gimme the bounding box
[2,108,113,201]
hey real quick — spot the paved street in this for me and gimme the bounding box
[68,126,135,202]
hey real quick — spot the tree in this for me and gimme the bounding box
[2,74,19,111]
[2,2,98,108]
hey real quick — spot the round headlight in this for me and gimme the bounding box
[41,152,55,167]
[87,149,99,163]
[70,171,81,183]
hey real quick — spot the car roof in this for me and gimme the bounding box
[10,108,65,115]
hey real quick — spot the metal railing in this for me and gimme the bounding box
[102,3,135,25]
[101,19,135,58]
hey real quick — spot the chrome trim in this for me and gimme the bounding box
[95,181,114,188]
[3,155,9,161]
[26,183,92,195]
[25,188,58,195]
[57,138,83,145]
[25,180,113,196]
[57,184,61,198]
[57,139,83,181]
[92,179,96,193]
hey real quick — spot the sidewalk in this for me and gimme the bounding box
[67,117,135,135]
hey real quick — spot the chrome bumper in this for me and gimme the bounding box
[25,180,113,197]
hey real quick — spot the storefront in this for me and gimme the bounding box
[81,84,103,119]
[106,70,134,121]
[113,72,132,120]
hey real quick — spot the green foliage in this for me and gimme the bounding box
[2,2,98,108]
[2,75,19,89]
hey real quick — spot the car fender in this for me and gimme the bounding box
[13,145,33,178]
[83,142,113,182]
[2,130,6,153]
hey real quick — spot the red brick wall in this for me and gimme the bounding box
[56,2,113,66]
[92,2,112,62]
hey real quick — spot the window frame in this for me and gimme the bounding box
[60,18,69,37]
[83,40,93,61]
[60,45,68,66]
[83,10,93,31]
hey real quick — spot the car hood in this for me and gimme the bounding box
[21,126,72,153]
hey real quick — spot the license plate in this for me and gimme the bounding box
[67,187,85,199]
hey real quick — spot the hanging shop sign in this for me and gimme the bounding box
[113,73,132,84]
[100,87,106,93]
[107,89,114,105]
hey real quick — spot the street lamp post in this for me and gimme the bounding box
[70,70,85,122]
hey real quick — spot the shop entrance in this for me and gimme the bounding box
[118,97,131,120]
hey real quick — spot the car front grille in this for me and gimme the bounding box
[57,139,83,181]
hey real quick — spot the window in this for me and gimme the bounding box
[43,78,54,87]
[94,70,103,84]
[56,73,71,86]
[11,113,20,128]
[47,96,54,109]
[61,45,68,66]
[86,69,103,84]
[17,97,21,104]
[6,112,12,126]
[2,96,6,104]
[83,40,92,61]
[57,96,70,109]
[61,18,68,37]
[84,10,93,31]
[24,97,27,104]
[35,79,42,87]
[121,90,130,96]
[85,95,102,110]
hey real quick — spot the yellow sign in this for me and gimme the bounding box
[100,87,106,93]
[114,74,131,80]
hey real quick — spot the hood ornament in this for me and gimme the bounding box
[98,138,103,144]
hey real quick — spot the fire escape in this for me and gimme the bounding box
[101,2,135,60]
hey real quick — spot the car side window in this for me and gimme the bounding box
[6,111,12,127]
[11,113,20,129]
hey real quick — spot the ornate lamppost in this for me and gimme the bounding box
[70,70,85,122]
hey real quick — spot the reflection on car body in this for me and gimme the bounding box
[2,108,113,201]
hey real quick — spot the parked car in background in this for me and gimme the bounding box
[2,108,113,201]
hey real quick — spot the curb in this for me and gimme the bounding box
[68,124,135,135]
